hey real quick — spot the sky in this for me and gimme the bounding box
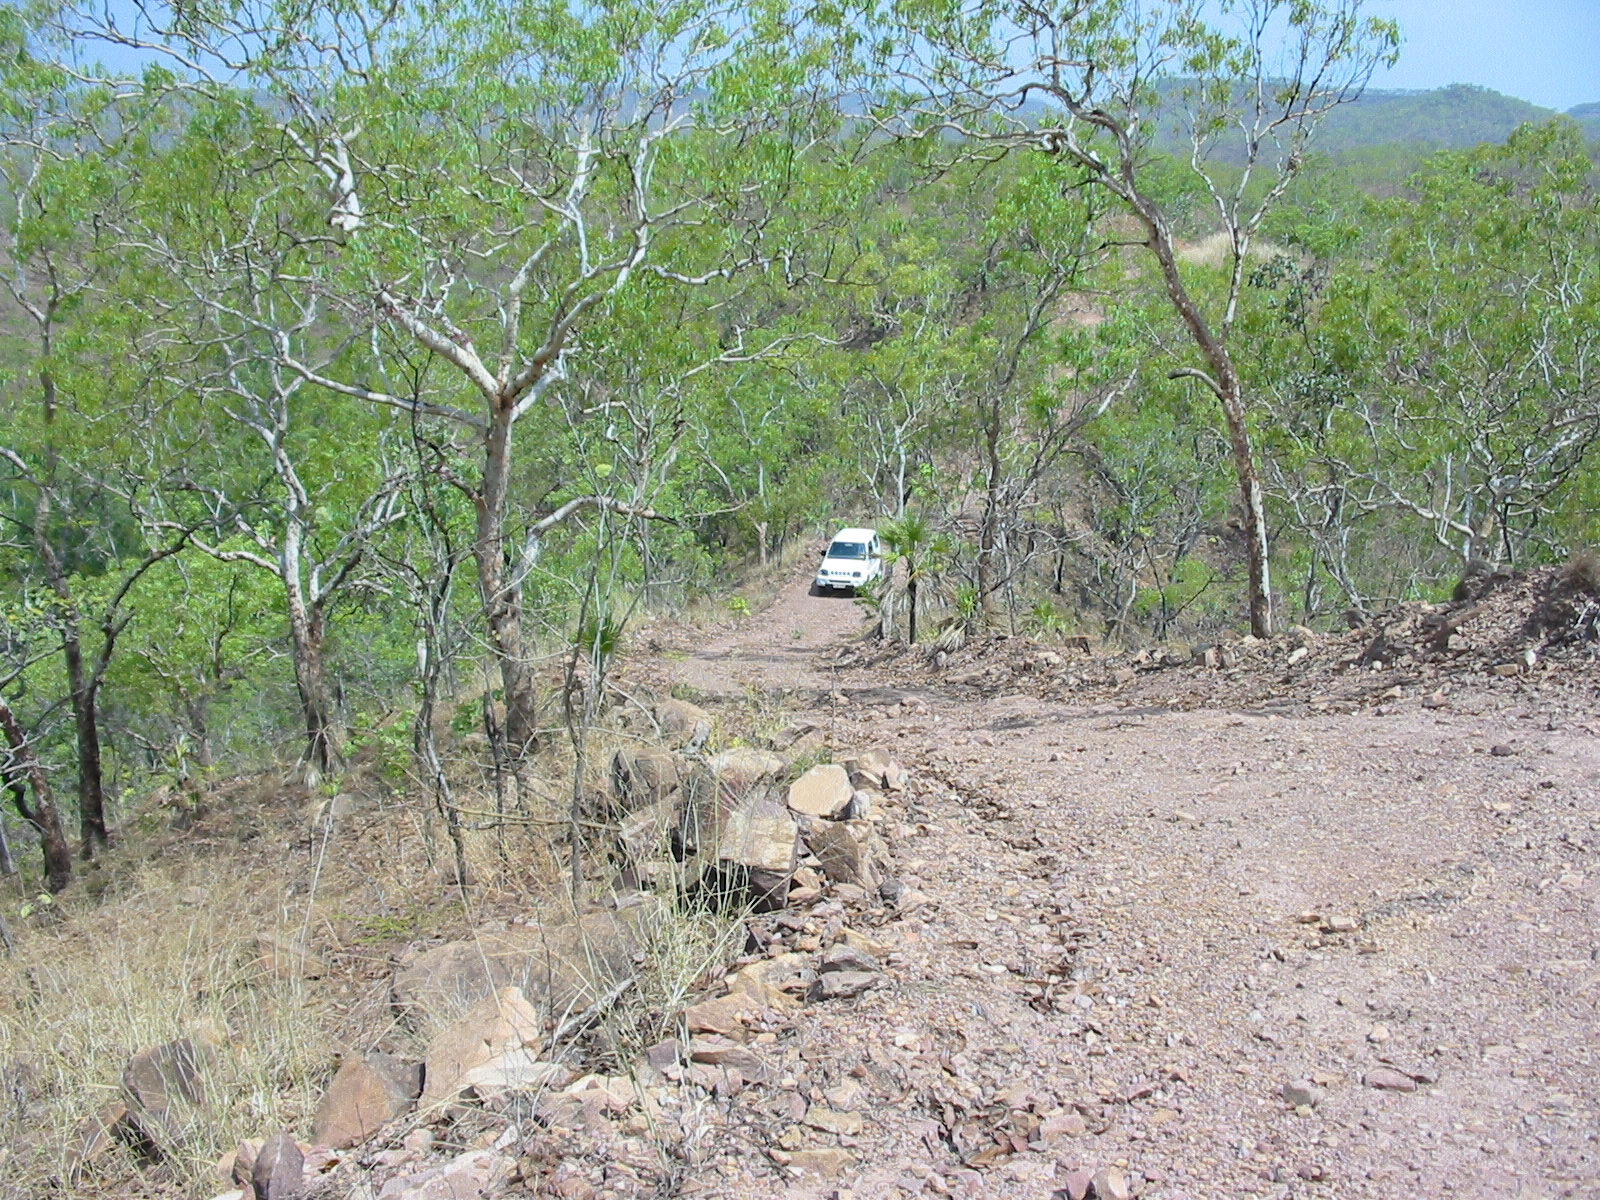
[1367,0,1600,110]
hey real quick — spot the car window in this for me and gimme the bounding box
[828,541,867,559]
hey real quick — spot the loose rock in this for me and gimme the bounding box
[421,986,542,1105]
[787,763,853,819]
[312,1051,421,1148]
[376,1149,515,1200]
[1364,1068,1419,1092]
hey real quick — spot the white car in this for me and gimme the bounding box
[813,527,882,594]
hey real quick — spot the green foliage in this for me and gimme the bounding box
[0,0,1595,866]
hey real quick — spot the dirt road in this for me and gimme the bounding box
[652,571,1600,1200]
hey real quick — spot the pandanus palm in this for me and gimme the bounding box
[879,513,948,644]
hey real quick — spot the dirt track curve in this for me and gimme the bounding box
[645,568,1600,1200]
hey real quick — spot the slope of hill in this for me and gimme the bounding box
[1312,84,1559,153]
[1569,101,1600,137]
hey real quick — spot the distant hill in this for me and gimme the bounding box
[1570,102,1600,137]
[1311,84,1558,153]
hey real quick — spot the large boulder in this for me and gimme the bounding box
[311,1051,421,1148]
[393,909,648,1030]
[422,987,542,1105]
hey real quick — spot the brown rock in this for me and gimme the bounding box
[122,1038,210,1143]
[807,970,884,1002]
[654,698,712,748]
[252,1130,304,1200]
[376,1149,515,1200]
[392,908,646,1026]
[313,1052,422,1148]
[1364,1068,1418,1092]
[786,1148,854,1179]
[422,986,542,1105]
[807,821,876,889]
[787,764,853,819]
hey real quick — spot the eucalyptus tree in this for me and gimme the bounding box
[0,28,201,856]
[880,0,1399,635]
[1280,123,1600,579]
[824,154,1134,621]
[68,0,860,772]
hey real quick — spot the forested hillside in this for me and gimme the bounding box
[0,0,1595,888]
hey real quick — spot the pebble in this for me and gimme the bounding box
[1364,1068,1418,1092]
[1281,1080,1324,1108]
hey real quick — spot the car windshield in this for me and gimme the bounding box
[827,541,868,560]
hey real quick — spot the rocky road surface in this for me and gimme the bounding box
[647,570,1600,1200]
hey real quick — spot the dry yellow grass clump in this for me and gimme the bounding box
[0,861,333,1197]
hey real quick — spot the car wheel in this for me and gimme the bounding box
[808,582,824,597]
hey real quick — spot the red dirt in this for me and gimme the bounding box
[641,566,1600,1200]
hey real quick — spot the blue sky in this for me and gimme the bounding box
[1368,0,1599,110]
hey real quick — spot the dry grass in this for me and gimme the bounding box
[0,662,758,1198]
[0,862,334,1197]
[1559,548,1600,597]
